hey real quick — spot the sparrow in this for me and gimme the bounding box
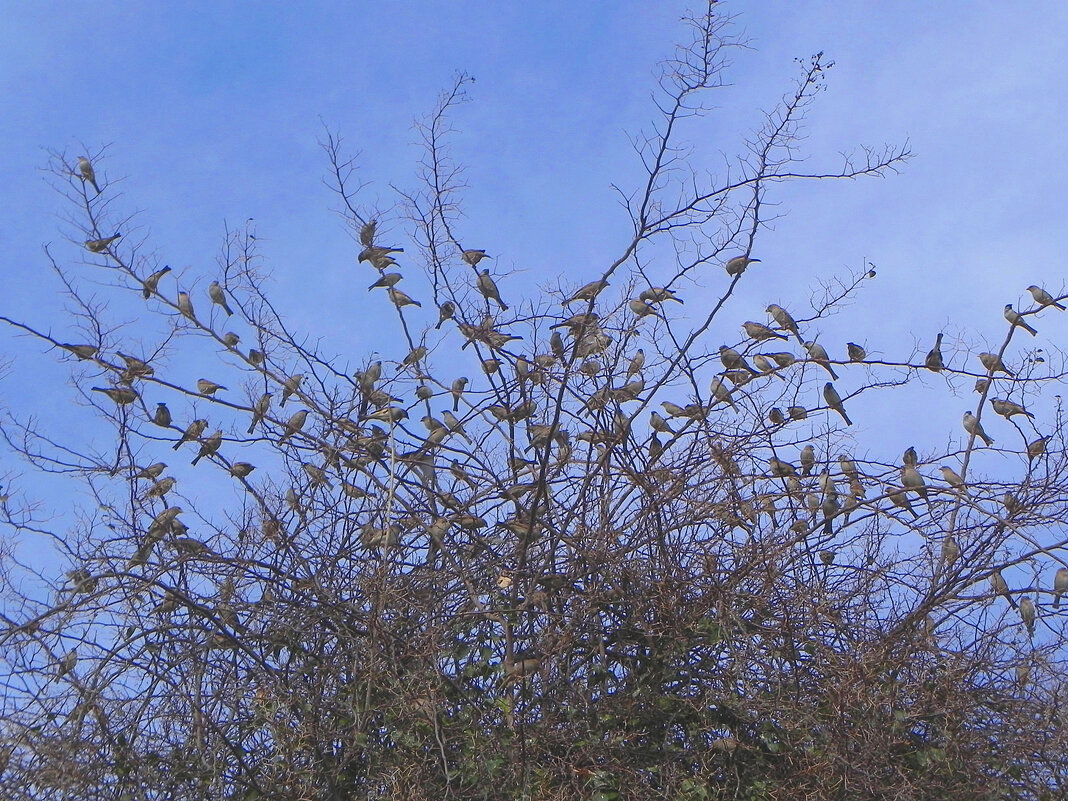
[197,379,227,396]
[1004,304,1037,336]
[388,288,421,308]
[799,444,815,476]
[924,333,944,371]
[846,342,867,362]
[564,279,609,305]
[639,286,682,304]
[359,219,376,246]
[177,291,196,321]
[173,419,208,450]
[978,352,1013,376]
[1026,285,1065,311]
[1053,567,1068,608]
[59,343,98,360]
[719,346,758,375]
[209,281,233,316]
[152,403,172,427]
[963,411,994,446]
[462,249,489,266]
[477,269,508,310]
[134,462,167,480]
[725,255,759,276]
[191,430,223,465]
[766,304,799,337]
[990,398,1034,419]
[805,342,839,380]
[247,393,272,434]
[281,374,304,407]
[358,245,403,264]
[767,407,784,426]
[1019,596,1036,636]
[940,467,966,493]
[91,386,139,405]
[742,321,788,341]
[435,301,456,329]
[278,410,309,444]
[230,462,256,478]
[822,383,852,426]
[85,233,121,253]
[901,464,928,500]
[142,266,172,299]
[76,156,100,193]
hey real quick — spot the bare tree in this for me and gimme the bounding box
[1,5,1066,800]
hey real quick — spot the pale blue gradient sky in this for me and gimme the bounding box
[1,2,1067,572]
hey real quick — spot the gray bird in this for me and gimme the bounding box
[978,352,1013,376]
[197,379,227,396]
[153,403,172,427]
[963,411,994,446]
[358,245,403,264]
[143,476,176,500]
[222,331,240,347]
[278,410,309,444]
[629,299,662,320]
[1004,304,1037,336]
[1053,567,1068,609]
[1027,437,1049,461]
[388,288,421,308]
[359,219,377,247]
[787,405,807,421]
[142,266,172,299]
[709,376,736,409]
[435,301,455,329]
[768,407,785,425]
[85,233,121,253]
[742,321,787,341]
[60,343,98,360]
[450,377,468,411]
[800,444,815,476]
[77,156,100,193]
[805,342,839,380]
[92,385,139,405]
[903,446,918,466]
[719,346,758,375]
[462,249,489,266]
[991,570,1015,608]
[230,462,256,478]
[1027,285,1065,311]
[248,393,272,434]
[991,398,1034,419]
[135,462,167,481]
[191,430,223,465]
[209,281,233,316]
[846,342,866,362]
[752,354,783,379]
[822,383,852,426]
[767,352,796,369]
[766,304,799,337]
[888,487,918,518]
[477,269,508,310]
[725,255,760,276]
[639,286,682,304]
[925,333,944,371]
[1019,596,1036,636]
[939,466,967,493]
[901,464,928,500]
[565,279,609,305]
[281,374,304,407]
[173,419,207,450]
[177,291,196,321]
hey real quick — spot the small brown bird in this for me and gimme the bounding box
[903,446,918,466]
[197,379,227,396]
[363,406,407,424]
[963,411,994,446]
[1027,437,1048,461]
[766,304,799,337]
[788,405,807,421]
[435,301,456,329]
[135,462,167,481]
[280,374,304,407]
[939,466,967,494]
[1026,285,1066,311]
[1019,596,1036,636]
[565,279,609,305]
[388,288,421,308]
[143,476,176,500]
[805,342,839,380]
[823,383,852,426]
[278,410,309,444]
[142,266,172,299]
[1004,304,1038,336]
[925,333,944,371]
[248,393,272,434]
[77,156,101,193]
[177,291,196,321]
[978,352,1013,376]
[991,398,1034,419]
[990,570,1015,608]
[846,342,866,362]
[462,249,489,266]
[191,430,223,465]
[359,219,377,247]
[640,286,683,304]
[725,255,760,276]
[91,385,139,405]
[230,462,256,478]
[901,464,928,500]
[173,419,208,450]
[767,352,796,369]
[248,349,265,366]
[477,269,508,310]
[888,487,919,518]
[222,331,240,347]
[152,403,172,427]
[208,281,233,316]
[85,233,121,253]
[799,444,815,476]
[60,343,98,360]
[743,321,788,341]
[1053,567,1068,609]
[358,245,403,264]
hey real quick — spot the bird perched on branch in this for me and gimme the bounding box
[77,156,101,193]
[766,304,799,337]
[565,279,609,305]
[281,374,304,407]
[978,352,1013,376]
[1027,285,1066,311]
[85,233,121,253]
[743,321,787,342]
[846,342,866,362]
[639,286,683,304]
[1004,304,1037,336]
[92,385,139,405]
[197,379,226,397]
[191,430,223,465]
[248,393,272,434]
[177,291,196,321]
[805,342,839,380]
[925,333,944,371]
[725,255,759,276]
[963,411,994,446]
[140,266,172,299]
[208,282,233,316]
[823,383,852,426]
[174,419,208,450]
[477,269,508,310]
[462,249,489,266]
[991,398,1034,419]
[359,245,403,265]
[278,410,309,444]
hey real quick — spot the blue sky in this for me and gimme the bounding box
[1,2,1067,573]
